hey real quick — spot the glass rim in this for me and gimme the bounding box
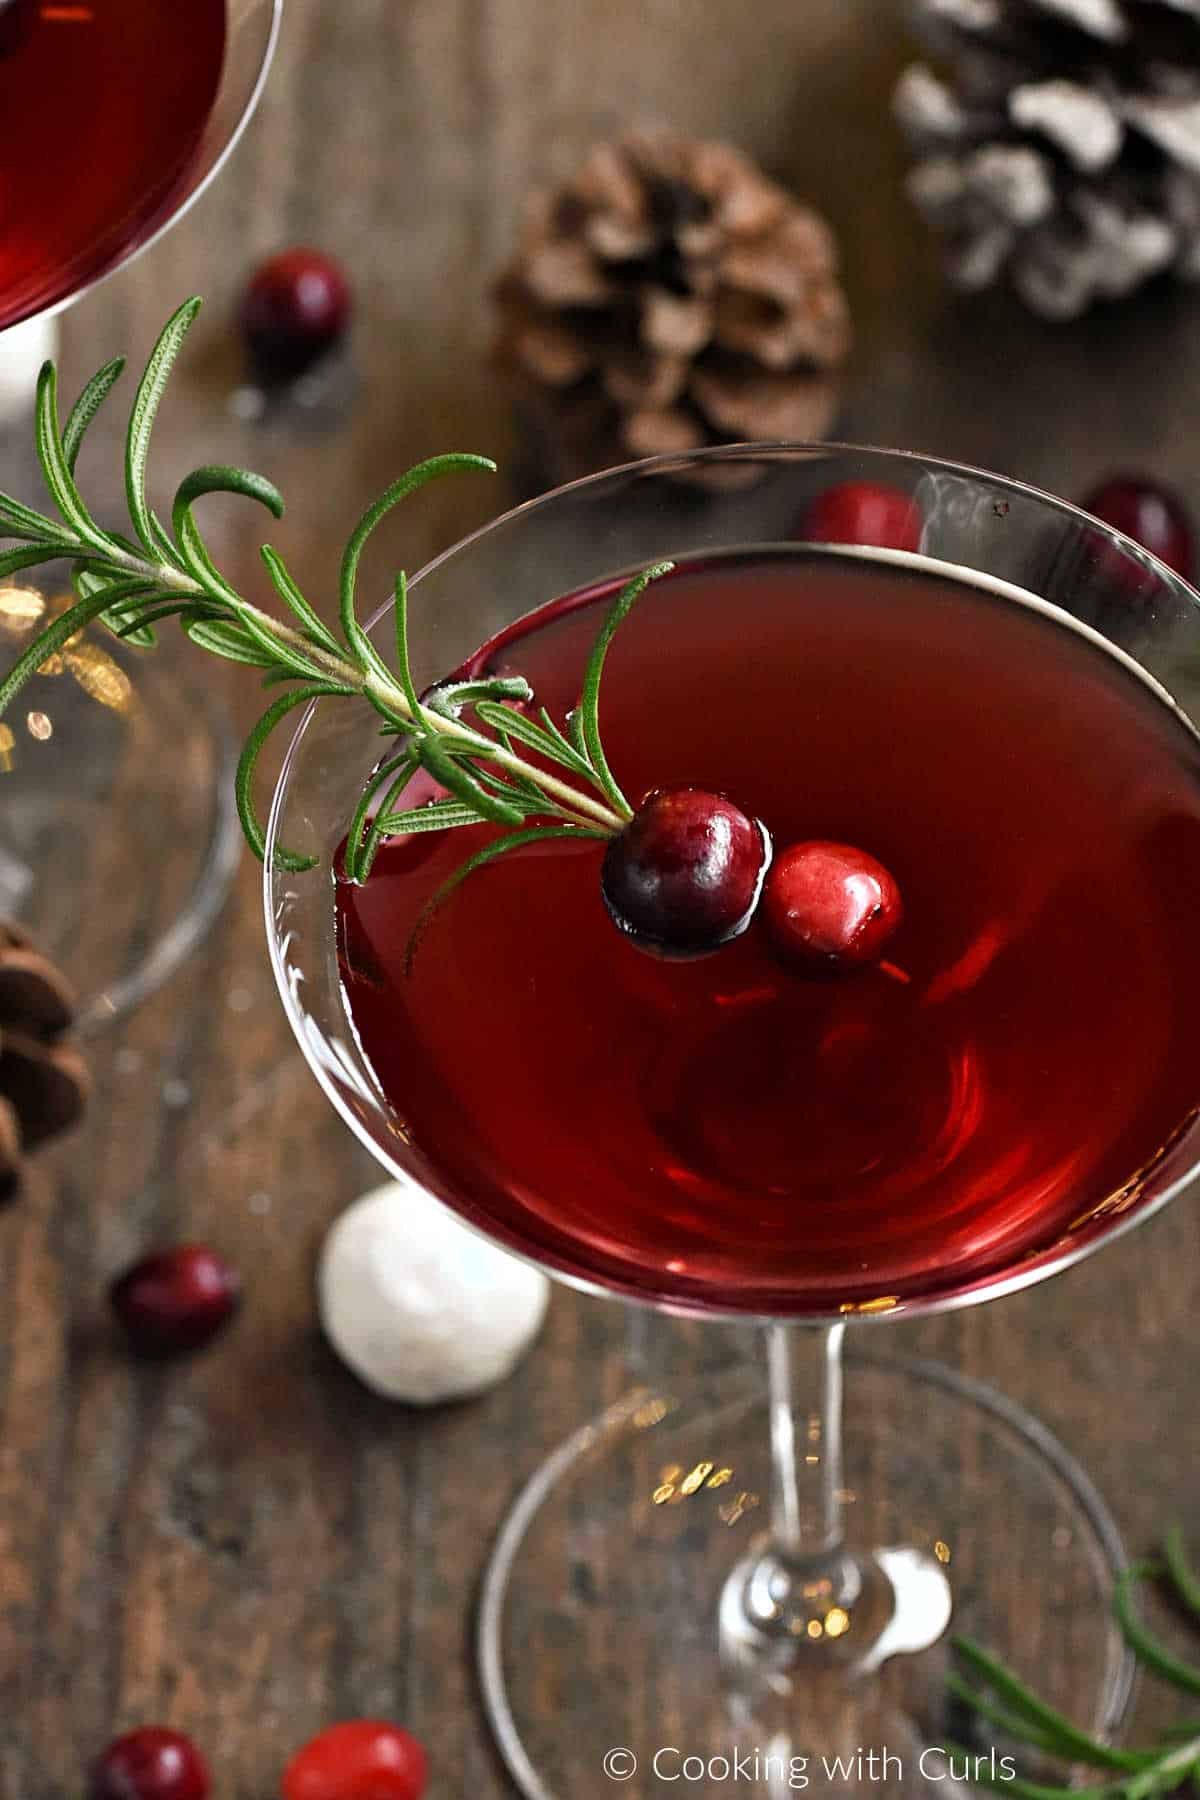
[263,437,1200,1326]
[23,0,283,331]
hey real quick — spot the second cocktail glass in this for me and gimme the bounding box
[265,445,1199,1798]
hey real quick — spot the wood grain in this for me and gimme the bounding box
[2,1,1200,1793]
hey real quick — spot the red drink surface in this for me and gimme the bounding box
[0,0,226,329]
[336,550,1200,1315]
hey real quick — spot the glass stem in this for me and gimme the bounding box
[767,1321,845,1563]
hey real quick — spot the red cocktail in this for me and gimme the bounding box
[0,0,226,328]
[336,548,1200,1315]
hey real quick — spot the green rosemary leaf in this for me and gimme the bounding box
[946,1672,1147,1773]
[172,465,285,543]
[236,682,352,866]
[125,297,201,556]
[337,453,495,650]
[417,735,525,826]
[938,1744,1106,1800]
[35,361,104,548]
[405,824,606,973]
[260,546,342,657]
[185,618,283,669]
[62,355,125,473]
[174,511,324,680]
[952,1640,1148,1770]
[0,585,131,716]
[574,561,673,814]
[538,705,586,765]
[423,677,533,718]
[73,571,166,647]
[475,700,594,775]
[0,543,68,581]
[376,799,483,833]
[114,602,218,641]
[344,749,419,883]
[390,569,423,717]
[354,754,425,883]
[1166,1530,1200,1619]
[0,494,73,543]
[1116,1565,1200,1695]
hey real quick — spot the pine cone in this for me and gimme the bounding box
[895,0,1200,318]
[493,127,851,484]
[0,923,88,1200]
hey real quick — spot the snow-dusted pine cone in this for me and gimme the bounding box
[895,0,1200,319]
[493,127,851,483]
[0,923,88,1200]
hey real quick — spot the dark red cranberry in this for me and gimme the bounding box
[601,786,770,957]
[800,481,923,554]
[1080,475,1194,583]
[282,1722,428,1800]
[0,0,35,56]
[110,1246,241,1357]
[763,841,902,974]
[241,249,352,382]
[89,1728,210,1800]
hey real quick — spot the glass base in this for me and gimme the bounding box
[0,631,240,1030]
[479,1352,1134,1800]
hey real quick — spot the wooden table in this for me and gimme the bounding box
[3,1,1200,1793]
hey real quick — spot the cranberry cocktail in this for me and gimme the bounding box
[336,546,1200,1315]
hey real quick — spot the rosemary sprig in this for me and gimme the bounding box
[0,298,672,885]
[950,1533,1200,1800]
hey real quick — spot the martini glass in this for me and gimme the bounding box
[0,0,280,1026]
[265,445,1200,1798]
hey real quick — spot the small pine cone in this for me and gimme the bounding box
[0,923,88,1201]
[492,127,851,485]
[896,0,1200,319]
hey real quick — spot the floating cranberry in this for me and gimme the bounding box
[763,841,902,974]
[89,1728,210,1800]
[1079,475,1194,583]
[281,1722,428,1800]
[601,786,770,957]
[241,249,352,382]
[801,481,922,554]
[110,1246,241,1357]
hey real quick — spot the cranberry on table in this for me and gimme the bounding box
[763,840,902,974]
[282,1721,428,1800]
[110,1245,241,1357]
[601,786,771,957]
[1079,475,1194,582]
[241,249,352,381]
[800,481,923,554]
[89,1728,210,1800]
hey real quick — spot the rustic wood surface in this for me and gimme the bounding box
[2,1,1200,1794]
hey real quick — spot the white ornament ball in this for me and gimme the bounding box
[0,314,60,425]
[317,1179,550,1405]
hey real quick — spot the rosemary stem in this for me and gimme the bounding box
[73,535,628,837]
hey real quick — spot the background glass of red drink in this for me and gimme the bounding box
[0,0,280,1027]
[265,445,1200,1798]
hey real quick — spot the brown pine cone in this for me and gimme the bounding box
[493,127,852,485]
[0,923,88,1201]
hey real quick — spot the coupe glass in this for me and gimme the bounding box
[0,0,280,1026]
[265,445,1200,1798]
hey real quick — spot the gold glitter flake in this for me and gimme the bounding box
[0,586,46,633]
[0,724,13,771]
[717,1490,760,1527]
[838,1295,900,1315]
[62,643,132,712]
[934,1540,951,1565]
